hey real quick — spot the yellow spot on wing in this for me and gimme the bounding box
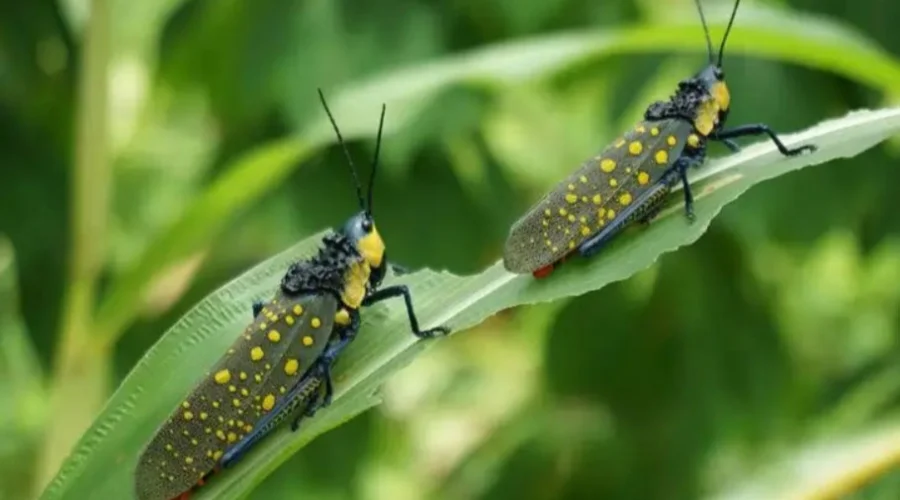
[688,134,700,147]
[567,214,576,222]
[239,371,247,381]
[259,322,266,331]
[250,346,264,361]
[302,336,314,346]
[579,175,588,183]
[592,194,602,205]
[628,141,643,155]
[216,430,226,440]
[650,127,659,136]
[619,193,633,206]
[214,369,231,384]
[600,159,616,172]
[667,135,677,146]
[285,358,299,375]
[655,150,668,164]
[609,179,618,187]
[267,330,281,342]
[558,208,567,216]
[227,432,237,443]
[285,315,294,325]
[544,209,551,216]
[335,309,350,325]
[200,412,208,420]
[607,209,616,220]
[183,411,194,421]
[565,193,578,204]
[293,305,303,316]
[311,317,321,328]
[262,394,276,411]
[581,226,591,236]
[637,172,650,185]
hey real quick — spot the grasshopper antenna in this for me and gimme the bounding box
[318,88,365,211]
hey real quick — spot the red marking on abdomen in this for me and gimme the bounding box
[533,264,554,279]
[170,466,220,500]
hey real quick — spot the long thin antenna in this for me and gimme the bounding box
[367,103,386,214]
[318,88,365,211]
[693,0,715,65]
[717,0,741,67]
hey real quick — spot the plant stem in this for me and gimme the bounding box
[34,0,112,491]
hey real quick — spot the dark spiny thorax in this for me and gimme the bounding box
[281,232,362,297]
[644,78,707,122]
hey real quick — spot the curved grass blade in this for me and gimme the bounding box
[40,107,900,500]
[92,7,900,345]
[709,418,900,500]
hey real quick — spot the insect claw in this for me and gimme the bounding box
[789,144,817,156]
[389,261,411,276]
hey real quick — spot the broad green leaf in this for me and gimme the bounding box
[93,7,900,344]
[40,107,900,500]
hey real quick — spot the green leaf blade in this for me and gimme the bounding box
[40,107,900,500]
[92,10,900,346]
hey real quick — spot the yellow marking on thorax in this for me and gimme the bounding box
[358,226,385,268]
[341,260,371,309]
[711,81,730,111]
[693,98,720,136]
[335,308,351,325]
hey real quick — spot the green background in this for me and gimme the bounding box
[3,0,900,498]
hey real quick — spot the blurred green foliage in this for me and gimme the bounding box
[4,0,900,499]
